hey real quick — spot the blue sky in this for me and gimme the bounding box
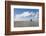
[14,8,39,21]
[14,8,39,15]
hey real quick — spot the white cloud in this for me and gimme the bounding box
[34,12,39,18]
[16,11,31,18]
[14,11,31,21]
[14,11,39,21]
[32,12,39,21]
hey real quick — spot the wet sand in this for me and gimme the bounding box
[14,21,39,27]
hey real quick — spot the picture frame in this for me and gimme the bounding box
[5,1,45,35]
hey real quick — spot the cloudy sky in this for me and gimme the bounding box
[14,8,39,21]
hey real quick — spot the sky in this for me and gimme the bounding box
[14,8,39,21]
